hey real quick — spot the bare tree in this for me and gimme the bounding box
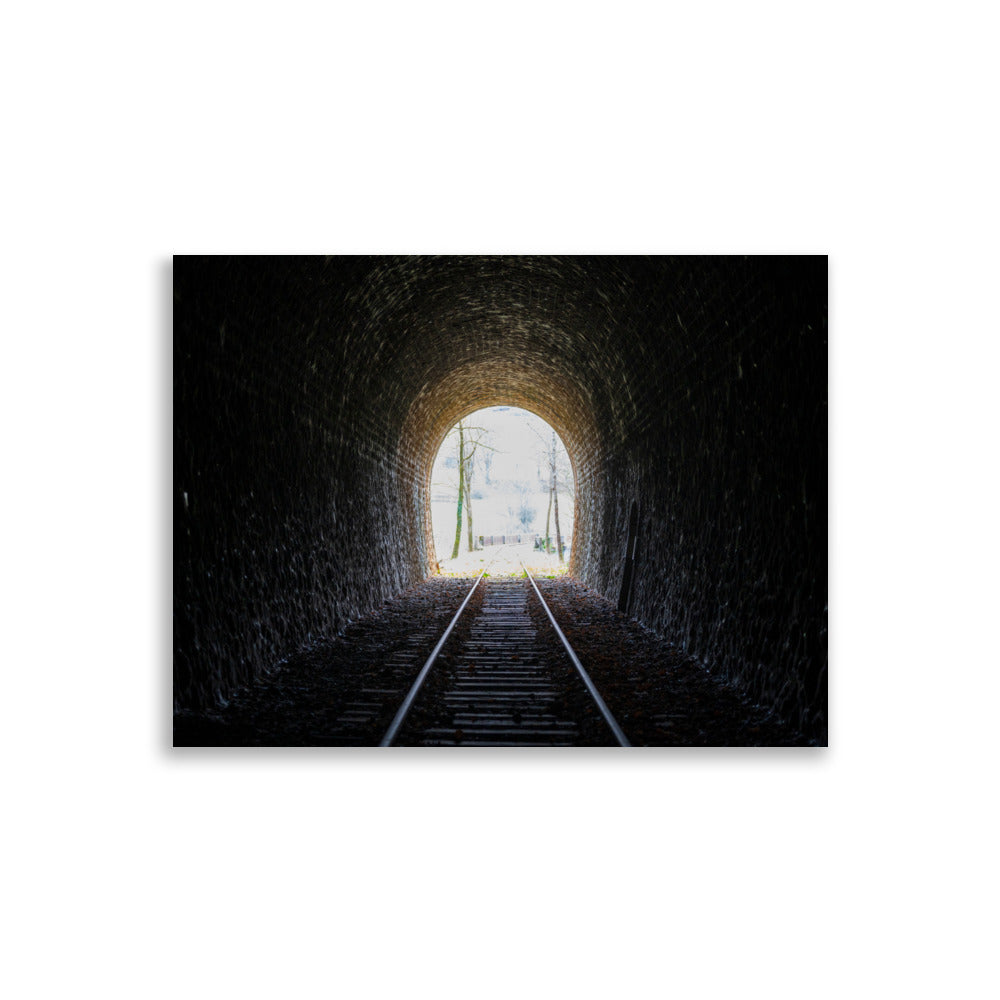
[544,467,554,554]
[445,419,495,559]
[550,429,564,561]
[450,421,466,559]
[465,470,474,552]
[531,424,572,561]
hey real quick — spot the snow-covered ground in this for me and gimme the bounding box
[435,542,569,578]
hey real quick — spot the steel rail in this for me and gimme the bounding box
[520,562,631,747]
[379,547,507,747]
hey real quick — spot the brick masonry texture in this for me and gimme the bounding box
[174,256,827,742]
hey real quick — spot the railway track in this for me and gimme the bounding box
[381,558,630,747]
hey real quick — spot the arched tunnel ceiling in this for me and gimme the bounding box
[348,254,642,453]
[342,254,652,474]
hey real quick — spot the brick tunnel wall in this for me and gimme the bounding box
[586,258,828,740]
[174,256,827,740]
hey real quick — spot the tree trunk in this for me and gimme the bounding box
[544,485,553,554]
[551,430,563,562]
[465,472,474,552]
[554,484,564,562]
[450,422,464,560]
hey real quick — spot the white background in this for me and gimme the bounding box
[3,2,997,998]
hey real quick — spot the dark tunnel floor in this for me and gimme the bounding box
[173,577,809,747]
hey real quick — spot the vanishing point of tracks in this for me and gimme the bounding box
[380,555,630,747]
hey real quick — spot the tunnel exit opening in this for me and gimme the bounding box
[427,406,575,576]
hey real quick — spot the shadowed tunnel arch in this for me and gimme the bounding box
[174,255,827,740]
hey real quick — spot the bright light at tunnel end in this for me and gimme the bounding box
[428,406,575,576]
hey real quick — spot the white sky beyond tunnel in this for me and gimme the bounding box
[430,406,574,570]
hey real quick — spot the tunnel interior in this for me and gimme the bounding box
[174,256,827,741]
